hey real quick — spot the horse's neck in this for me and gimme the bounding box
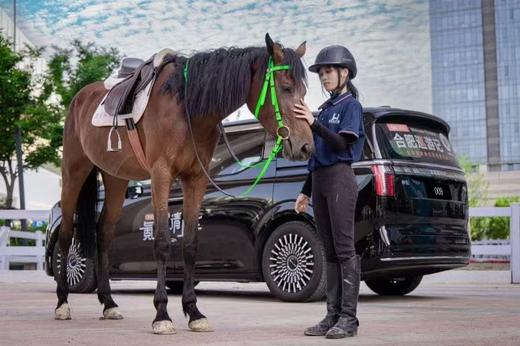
[192,113,221,133]
[214,58,257,121]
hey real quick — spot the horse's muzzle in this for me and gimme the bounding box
[283,140,314,161]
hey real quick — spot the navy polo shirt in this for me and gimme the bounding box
[308,93,365,172]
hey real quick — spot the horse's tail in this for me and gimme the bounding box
[76,168,98,258]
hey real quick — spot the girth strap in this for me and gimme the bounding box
[125,119,149,171]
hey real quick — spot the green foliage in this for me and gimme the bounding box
[0,35,120,209]
[457,155,518,240]
[470,196,520,241]
[0,35,43,208]
[47,40,120,109]
[7,220,48,246]
[458,155,488,208]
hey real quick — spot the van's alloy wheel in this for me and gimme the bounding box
[269,232,314,293]
[52,238,96,293]
[262,221,326,302]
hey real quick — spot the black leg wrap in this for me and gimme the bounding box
[102,300,118,312]
[153,288,171,323]
[56,271,69,308]
[183,301,205,322]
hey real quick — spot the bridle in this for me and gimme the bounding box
[184,56,292,197]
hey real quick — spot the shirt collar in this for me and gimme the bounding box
[318,92,352,110]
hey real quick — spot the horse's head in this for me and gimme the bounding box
[247,34,314,162]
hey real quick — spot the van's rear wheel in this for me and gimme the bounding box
[365,275,422,296]
[52,239,96,293]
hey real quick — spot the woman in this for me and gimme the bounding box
[293,45,365,339]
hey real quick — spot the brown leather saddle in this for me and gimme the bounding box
[103,57,156,117]
[102,51,176,171]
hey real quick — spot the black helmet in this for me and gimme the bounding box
[308,45,357,79]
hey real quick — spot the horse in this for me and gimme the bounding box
[55,33,314,334]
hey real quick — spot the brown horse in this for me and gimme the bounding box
[55,34,314,334]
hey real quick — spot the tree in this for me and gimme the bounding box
[0,36,120,209]
[458,156,490,240]
[458,155,488,208]
[487,196,520,240]
[459,156,520,240]
[46,40,120,110]
[0,35,62,208]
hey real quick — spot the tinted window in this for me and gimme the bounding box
[210,130,265,176]
[376,120,460,167]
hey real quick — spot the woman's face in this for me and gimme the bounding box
[318,66,349,92]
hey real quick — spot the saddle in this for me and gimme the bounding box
[103,57,156,117]
[95,48,176,172]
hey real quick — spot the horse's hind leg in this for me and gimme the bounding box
[181,174,213,332]
[55,148,94,320]
[97,173,128,320]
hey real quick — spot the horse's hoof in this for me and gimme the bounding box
[152,320,176,335]
[189,318,214,332]
[55,303,71,320]
[101,307,124,320]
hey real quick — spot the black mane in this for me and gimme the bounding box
[161,46,306,118]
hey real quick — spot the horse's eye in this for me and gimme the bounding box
[282,85,292,93]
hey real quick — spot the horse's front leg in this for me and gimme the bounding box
[151,171,176,335]
[181,174,213,332]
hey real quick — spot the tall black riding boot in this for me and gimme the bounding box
[304,262,341,336]
[325,255,360,339]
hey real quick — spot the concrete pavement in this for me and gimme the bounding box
[0,270,519,345]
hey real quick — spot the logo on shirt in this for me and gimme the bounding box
[329,113,340,124]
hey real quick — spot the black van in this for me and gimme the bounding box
[45,107,470,302]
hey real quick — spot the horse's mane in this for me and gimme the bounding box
[161,45,307,118]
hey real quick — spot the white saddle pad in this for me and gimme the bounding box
[91,48,175,128]
[91,77,154,127]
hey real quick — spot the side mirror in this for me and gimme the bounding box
[126,185,143,199]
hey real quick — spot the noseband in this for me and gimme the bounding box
[254,56,292,145]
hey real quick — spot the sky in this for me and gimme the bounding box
[1,0,432,119]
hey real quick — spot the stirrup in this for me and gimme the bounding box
[107,126,122,152]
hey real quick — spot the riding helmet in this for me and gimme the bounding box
[308,45,357,79]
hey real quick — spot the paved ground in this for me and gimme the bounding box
[1,270,519,346]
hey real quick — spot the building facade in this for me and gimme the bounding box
[430,0,520,171]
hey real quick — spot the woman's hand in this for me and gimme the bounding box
[294,99,314,126]
[294,193,310,214]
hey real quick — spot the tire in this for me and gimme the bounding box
[262,221,326,302]
[52,238,97,293]
[166,280,200,294]
[365,275,423,296]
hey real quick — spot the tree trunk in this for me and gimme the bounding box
[0,161,17,209]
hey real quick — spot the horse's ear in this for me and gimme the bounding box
[265,33,284,64]
[295,41,306,58]
[265,33,274,56]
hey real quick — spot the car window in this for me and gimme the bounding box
[376,120,460,167]
[210,130,265,177]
